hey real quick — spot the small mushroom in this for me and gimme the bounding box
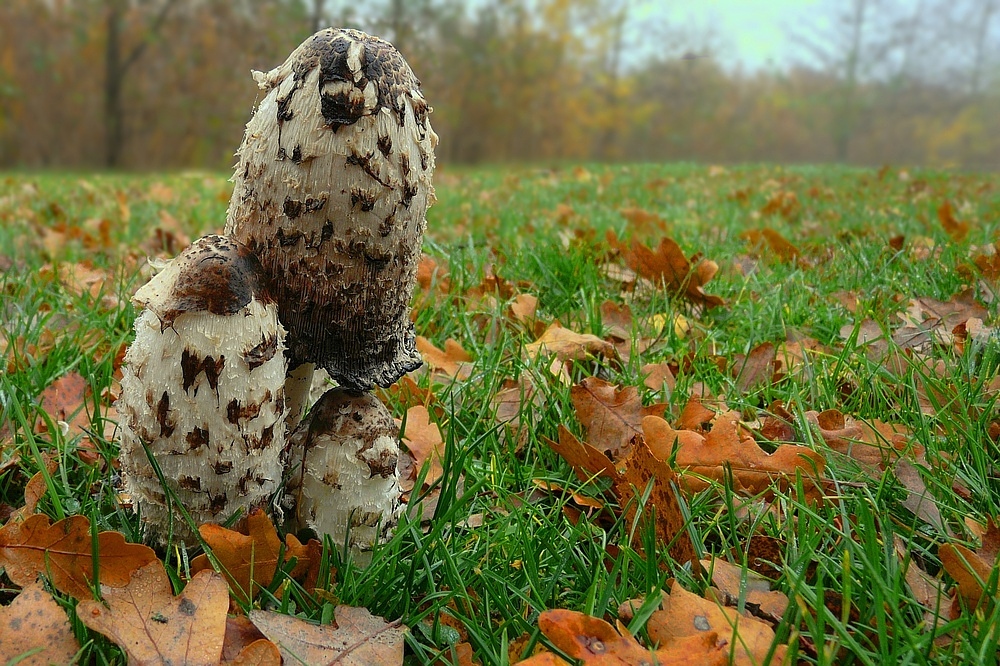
[286,388,402,561]
[118,235,288,543]
[225,28,438,419]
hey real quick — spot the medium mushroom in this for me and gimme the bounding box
[286,388,402,560]
[225,27,438,426]
[118,235,287,543]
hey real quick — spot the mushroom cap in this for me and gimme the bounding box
[225,28,437,391]
[134,235,274,329]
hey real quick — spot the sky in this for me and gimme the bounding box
[633,0,827,71]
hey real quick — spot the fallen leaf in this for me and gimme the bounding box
[731,342,778,392]
[400,405,446,487]
[700,556,789,620]
[510,294,539,324]
[249,606,406,665]
[190,508,283,604]
[416,337,473,380]
[741,228,800,262]
[545,425,619,483]
[493,376,544,451]
[79,562,229,666]
[516,609,726,665]
[35,371,91,436]
[227,639,282,666]
[649,580,788,666]
[937,200,969,242]
[940,519,1000,611]
[0,513,158,600]
[642,362,676,393]
[621,237,724,308]
[222,615,269,664]
[525,323,615,362]
[614,437,696,565]
[619,206,667,233]
[416,254,450,292]
[600,300,633,340]
[643,411,826,498]
[0,582,81,666]
[571,377,666,457]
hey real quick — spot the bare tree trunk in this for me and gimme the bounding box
[103,0,177,169]
[309,0,326,34]
[969,0,996,96]
[834,0,867,162]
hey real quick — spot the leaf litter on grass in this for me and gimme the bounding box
[3,166,1000,663]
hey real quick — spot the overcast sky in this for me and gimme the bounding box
[634,0,826,71]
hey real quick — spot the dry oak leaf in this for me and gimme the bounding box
[937,200,970,242]
[416,336,473,380]
[79,561,229,666]
[526,323,615,362]
[0,581,81,666]
[0,513,157,600]
[613,437,696,565]
[249,606,406,665]
[34,371,92,436]
[515,609,726,665]
[493,376,545,451]
[740,228,801,262]
[619,206,668,233]
[400,405,446,487]
[190,508,308,605]
[572,377,667,457]
[545,425,619,484]
[510,293,540,324]
[642,411,826,498]
[621,237,725,308]
[642,362,677,393]
[732,342,779,393]
[700,556,789,620]
[416,254,450,292]
[649,580,788,666]
[7,456,59,524]
[940,518,1000,612]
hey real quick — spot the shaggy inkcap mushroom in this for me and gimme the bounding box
[118,235,288,543]
[286,388,402,559]
[225,28,437,399]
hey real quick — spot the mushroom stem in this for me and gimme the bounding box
[283,362,316,430]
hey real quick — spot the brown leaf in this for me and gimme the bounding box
[545,425,619,483]
[649,581,788,666]
[249,607,406,665]
[525,323,615,362]
[741,228,800,262]
[938,200,969,241]
[416,337,473,380]
[416,254,450,292]
[509,294,539,324]
[227,639,282,666]
[284,533,323,592]
[222,615,269,664]
[700,556,789,620]
[642,362,676,393]
[0,514,157,600]
[940,518,1000,611]
[400,405,446,487]
[35,371,91,436]
[599,300,633,340]
[516,609,726,665]
[643,412,826,498]
[8,456,59,523]
[190,508,283,605]
[493,376,544,451]
[621,237,724,308]
[619,206,667,233]
[732,342,777,392]
[614,438,696,565]
[0,582,81,666]
[79,562,229,666]
[571,377,665,457]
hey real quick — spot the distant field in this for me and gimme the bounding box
[1,164,999,664]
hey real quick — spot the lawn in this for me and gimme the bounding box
[1,163,999,664]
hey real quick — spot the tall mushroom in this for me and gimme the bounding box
[286,389,402,560]
[225,28,438,426]
[118,235,287,543]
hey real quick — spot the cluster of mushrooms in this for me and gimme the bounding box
[117,28,437,556]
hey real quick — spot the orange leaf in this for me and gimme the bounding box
[621,237,724,308]
[545,425,619,483]
[649,581,787,666]
[525,323,615,362]
[0,514,157,600]
[493,376,544,451]
[510,294,539,324]
[190,508,283,604]
[249,607,406,665]
[416,337,473,380]
[0,582,81,666]
[400,405,446,487]
[35,371,91,436]
[642,362,676,393]
[700,556,789,619]
[571,377,666,457]
[937,200,969,241]
[79,562,229,666]
[741,228,801,262]
[940,521,1000,612]
[732,341,778,392]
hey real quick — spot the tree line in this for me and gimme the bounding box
[1,0,998,170]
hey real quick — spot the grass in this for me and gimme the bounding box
[1,162,999,664]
